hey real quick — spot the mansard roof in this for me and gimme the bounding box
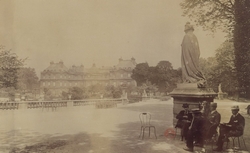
[116,58,136,69]
[85,63,110,74]
[68,65,84,73]
[41,58,136,75]
[43,61,68,73]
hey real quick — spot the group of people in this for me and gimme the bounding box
[175,102,245,152]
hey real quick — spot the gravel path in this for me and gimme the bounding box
[1,99,249,153]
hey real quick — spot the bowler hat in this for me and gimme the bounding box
[182,103,189,108]
[231,105,239,110]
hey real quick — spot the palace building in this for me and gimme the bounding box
[40,58,137,96]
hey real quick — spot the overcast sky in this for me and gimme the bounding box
[0,0,226,76]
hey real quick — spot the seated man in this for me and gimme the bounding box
[183,108,205,152]
[204,102,221,140]
[175,103,192,140]
[214,105,245,152]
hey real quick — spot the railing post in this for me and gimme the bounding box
[67,100,73,107]
[18,102,28,109]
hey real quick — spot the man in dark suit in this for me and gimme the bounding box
[214,105,245,152]
[183,108,205,152]
[175,103,192,141]
[204,102,221,139]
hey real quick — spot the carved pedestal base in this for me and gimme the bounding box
[170,83,217,126]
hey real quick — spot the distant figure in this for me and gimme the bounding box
[181,22,206,87]
[214,105,245,152]
[246,105,250,115]
[218,83,222,93]
[175,103,192,141]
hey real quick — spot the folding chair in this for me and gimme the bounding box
[139,113,157,139]
[226,134,248,151]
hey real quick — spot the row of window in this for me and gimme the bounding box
[42,75,83,79]
[41,80,134,87]
[42,82,80,87]
[42,73,131,79]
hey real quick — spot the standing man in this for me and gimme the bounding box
[214,105,245,152]
[181,22,206,87]
[175,103,192,141]
[204,102,221,140]
[183,108,205,152]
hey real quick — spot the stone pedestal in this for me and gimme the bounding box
[170,83,217,126]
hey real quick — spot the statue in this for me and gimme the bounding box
[218,83,222,93]
[181,22,206,88]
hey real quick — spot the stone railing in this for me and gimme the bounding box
[0,102,19,110]
[0,98,127,110]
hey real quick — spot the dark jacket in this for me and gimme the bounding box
[206,110,221,127]
[175,110,192,128]
[190,113,205,133]
[228,113,245,136]
[204,110,221,139]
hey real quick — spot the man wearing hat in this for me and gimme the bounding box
[183,108,205,152]
[204,102,221,140]
[175,103,192,141]
[214,105,245,152]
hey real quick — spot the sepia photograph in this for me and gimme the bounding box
[0,0,250,152]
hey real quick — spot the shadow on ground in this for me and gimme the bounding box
[7,100,250,153]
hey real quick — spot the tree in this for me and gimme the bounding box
[0,46,25,89]
[132,61,181,93]
[43,88,53,100]
[69,87,84,100]
[233,0,250,98]
[104,85,115,98]
[214,41,237,95]
[156,61,180,92]
[131,63,149,86]
[17,67,39,93]
[200,41,237,96]
[105,85,122,98]
[199,57,218,89]
[61,91,69,100]
[87,84,105,98]
[150,61,181,93]
[141,80,158,96]
[180,0,235,33]
[181,0,250,98]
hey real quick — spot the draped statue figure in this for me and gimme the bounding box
[181,22,206,88]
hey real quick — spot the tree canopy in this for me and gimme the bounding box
[181,0,250,98]
[180,0,235,33]
[200,41,237,96]
[131,63,149,86]
[17,67,39,93]
[131,60,181,93]
[0,46,25,89]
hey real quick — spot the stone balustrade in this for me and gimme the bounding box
[0,98,126,110]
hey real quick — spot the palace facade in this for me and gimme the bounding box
[40,58,137,96]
